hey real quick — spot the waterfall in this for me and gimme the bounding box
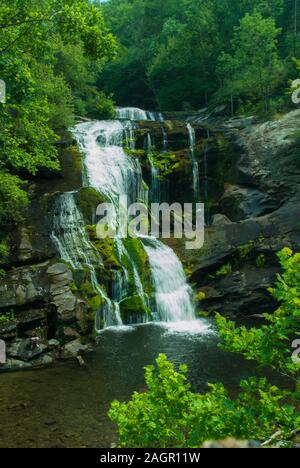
[116,107,164,122]
[51,192,103,272]
[75,120,145,208]
[73,118,150,326]
[146,132,161,204]
[143,238,195,323]
[187,124,200,203]
[50,192,121,329]
[52,106,196,329]
[146,126,168,204]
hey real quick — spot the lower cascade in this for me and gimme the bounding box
[51,107,196,329]
[143,238,195,323]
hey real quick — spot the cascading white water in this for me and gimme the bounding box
[78,107,195,325]
[50,192,121,328]
[143,238,195,323]
[116,107,148,121]
[73,117,150,326]
[52,106,196,329]
[116,107,164,122]
[187,124,200,203]
[75,120,144,206]
[51,192,102,272]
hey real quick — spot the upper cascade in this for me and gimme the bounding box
[116,107,164,122]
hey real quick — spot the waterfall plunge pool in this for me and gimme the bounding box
[0,319,284,448]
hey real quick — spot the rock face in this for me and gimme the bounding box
[0,260,93,371]
[165,110,300,317]
[0,143,94,372]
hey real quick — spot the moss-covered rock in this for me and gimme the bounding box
[86,225,121,270]
[119,295,150,319]
[121,238,152,295]
[77,280,106,334]
[75,188,108,225]
[150,150,190,178]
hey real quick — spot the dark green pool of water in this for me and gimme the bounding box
[0,320,283,448]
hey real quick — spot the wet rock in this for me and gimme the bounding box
[33,354,54,367]
[76,355,87,367]
[0,358,32,372]
[119,295,150,322]
[0,321,17,340]
[53,292,77,323]
[47,263,73,285]
[48,339,60,348]
[203,266,278,316]
[62,327,81,342]
[228,110,300,201]
[219,184,278,221]
[0,262,49,309]
[7,339,47,362]
[211,214,232,226]
[17,309,47,329]
[61,339,91,359]
[47,263,79,323]
[17,228,35,262]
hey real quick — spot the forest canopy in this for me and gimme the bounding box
[100,0,300,112]
[0,0,116,251]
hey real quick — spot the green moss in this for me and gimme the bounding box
[237,241,255,260]
[86,225,121,269]
[109,237,153,299]
[75,188,108,224]
[79,281,95,296]
[216,263,232,277]
[149,150,189,177]
[216,134,231,151]
[119,295,150,318]
[184,265,193,278]
[89,294,104,314]
[124,148,146,159]
[256,254,266,268]
[0,240,9,258]
[77,279,105,333]
[197,310,210,318]
[0,310,15,323]
[197,291,206,302]
[69,282,78,293]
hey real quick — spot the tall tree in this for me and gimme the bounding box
[217,10,284,115]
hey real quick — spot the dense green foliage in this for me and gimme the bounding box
[109,249,300,447]
[0,0,116,257]
[217,248,300,377]
[101,0,300,113]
